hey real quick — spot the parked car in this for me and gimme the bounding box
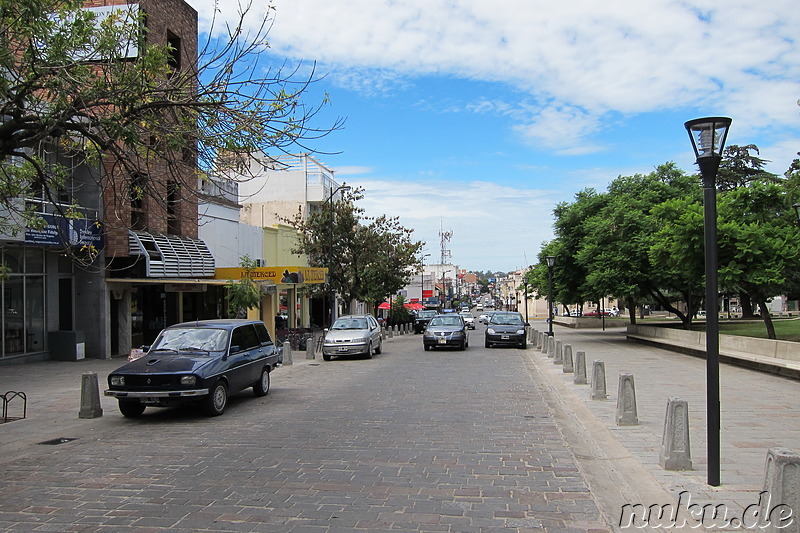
[459,311,476,329]
[583,310,609,317]
[105,319,281,417]
[423,314,468,351]
[475,304,484,311]
[460,306,471,313]
[414,309,439,333]
[322,314,383,360]
[485,312,528,349]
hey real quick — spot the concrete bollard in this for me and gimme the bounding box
[761,447,800,533]
[540,333,547,353]
[305,335,315,360]
[79,372,103,419]
[574,350,587,384]
[282,340,293,366]
[590,360,607,400]
[616,373,638,425]
[659,396,692,470]
[381,327,387,341]
[536,331,543,349]
[547,336,556,357]
[563,344,574,373]
[553,339,563,364]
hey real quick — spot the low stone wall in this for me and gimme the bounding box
[626,324,800,379]
[554,316,627,329]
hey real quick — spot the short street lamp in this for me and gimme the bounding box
[326,184,351,328]
[546,256,556,337]
[685,116,732,488]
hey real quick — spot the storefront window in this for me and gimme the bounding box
[26,277,44,351]
[0,247,48,358]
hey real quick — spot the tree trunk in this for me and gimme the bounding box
[740,293,756,319]
[757,298,777,340]
[626,296,637,325]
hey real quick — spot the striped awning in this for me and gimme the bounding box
[128,231,215,278]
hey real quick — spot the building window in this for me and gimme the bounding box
[0,247,46,358]
[167,32,181,73]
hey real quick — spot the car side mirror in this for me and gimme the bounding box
[525,322,530,327]
[229,345,239,355]
[141,345,150,352]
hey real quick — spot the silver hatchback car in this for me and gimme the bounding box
[322,315,383,360]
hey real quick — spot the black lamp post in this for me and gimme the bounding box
[546,256,555,336]
[420,253,431,307]
[685,116,732,487]
[523,280,529,322]
[326,184,351,328]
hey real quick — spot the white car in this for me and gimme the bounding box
[459,311,476,329]
[476,304,483,311]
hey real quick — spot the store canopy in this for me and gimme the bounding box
[129,230,215,278]
[404,302,425,310]
[377,302,391,310]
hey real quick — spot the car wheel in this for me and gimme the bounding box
[485,339,491,348]
[375,339,382,354]
[203,381,228,416]
[519,341,527,349]
[118,400,145,418]
[365,342,373,359]
[323,353,332,361]
[424,344,431,351]
[253,367,270,397]
[459,341,466,351]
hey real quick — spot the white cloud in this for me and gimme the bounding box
[342,176,559,271]
[186,0,800,153]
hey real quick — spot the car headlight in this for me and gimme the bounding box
[516,329,525,335]
[110,375,125,386]
[487,328,496,334]
[180,375,197,386]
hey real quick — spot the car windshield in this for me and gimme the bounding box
[490,314,524,326]
[332,318,368,330]
[429,316,462,327]
[459,312,472,318]
[419,311,437,318]
[152,328,229,352]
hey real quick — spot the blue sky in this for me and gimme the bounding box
[187,0,800,273]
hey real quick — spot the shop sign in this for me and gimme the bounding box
[215,266,328,284]
[25,214,104,249]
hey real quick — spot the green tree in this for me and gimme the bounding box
[225,255,261,318]
[1,0,341,253]
[716,180,800,338]
[286,187,423,312]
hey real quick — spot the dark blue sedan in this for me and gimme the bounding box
[105,319,281,417]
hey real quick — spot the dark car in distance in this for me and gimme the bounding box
[485,312,528,349]
[423,314,469,351]
[105,319,281,417]
[414,309,438,333]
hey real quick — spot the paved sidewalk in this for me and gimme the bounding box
[527,320,800,528]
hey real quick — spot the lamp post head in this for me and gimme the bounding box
[685,117,732,182]
[545,256,556,268]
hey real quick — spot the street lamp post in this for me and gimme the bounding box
[523,280,529,322]
[420,253,431,307]
[685,116,732,487]
[326,184,351,328]
[546,256,555,336]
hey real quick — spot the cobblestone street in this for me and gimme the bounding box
[0,331,611,532]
